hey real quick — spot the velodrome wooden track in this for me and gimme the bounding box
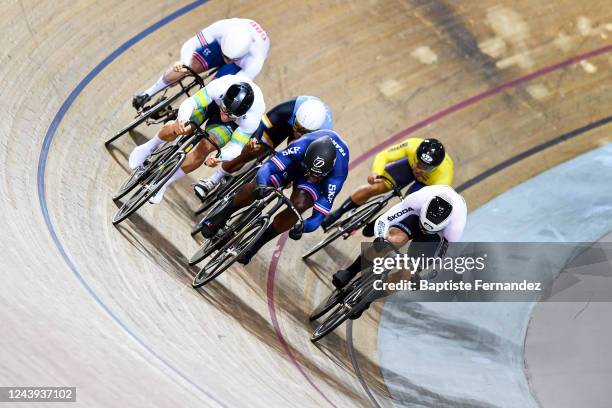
[1,0,610,406]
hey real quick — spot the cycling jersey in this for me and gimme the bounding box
[256,130,349,232]
[191,18,270,79]
[252,96,333,147]
[372,137,454,186]
[374,185,467,242]
[177,74,265,150]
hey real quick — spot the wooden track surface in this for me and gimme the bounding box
[0,0,610,406]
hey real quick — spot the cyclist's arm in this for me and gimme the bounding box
[428,157,454,186]
[177,88,213,125]
[371,141,411,175]
[200,19,229,43]
[236,55,264,80]
[302,174,346,233]
[255,140,305,187]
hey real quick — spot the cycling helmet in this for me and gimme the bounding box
[221,26,252,60]
[416,138,445,169]
[294,99,327,134]
[221,82,254,118]
[420,194,453,233]
[303,136,337,178]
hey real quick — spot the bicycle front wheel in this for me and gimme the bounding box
[311,304,352,342]
[192,218,267,288]
[112,153,184,225]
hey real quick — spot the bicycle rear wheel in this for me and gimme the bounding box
[112,153,184,225]
[192,218,267,288]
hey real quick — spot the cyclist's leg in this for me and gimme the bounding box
[323,177,390,228]
[151,119,233,202]
[128,120,195,170]
[201,181,257,238]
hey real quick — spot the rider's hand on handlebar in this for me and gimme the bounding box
[253,185,268,199]
[373,236,389,252]
[172,120,189,136]
[242,138,262,155]
[368,173,384,185]
[172,62,189,74]
[205,157,222,167]
[288,225,303,241]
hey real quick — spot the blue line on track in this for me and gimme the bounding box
[36,1,228,406]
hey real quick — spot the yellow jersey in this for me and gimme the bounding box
[371,137,454,185]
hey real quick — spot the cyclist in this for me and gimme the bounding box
[127,74,265,203]
[200,131,349,265]
[332,185,467,318]
[193,96,333,199]
[322,138,454,233]
[132,18,270,110]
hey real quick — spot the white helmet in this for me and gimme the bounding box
[294,99,327,133]
[221,26,252,60]
[420,194,453,233]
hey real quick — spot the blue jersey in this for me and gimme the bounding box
[256,130,349,232]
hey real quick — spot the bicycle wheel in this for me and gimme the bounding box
[112,153,185,225]
[105,90,184,146]
[309,276,363,321]
[112,143,178,200]
[302,201,383,259]
[188,206,250,264]
[310,304,352,342]
[192,218,267,288]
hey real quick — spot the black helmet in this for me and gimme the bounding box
[303,136,337,177]
[420,194,453,233]
[221,82,254,118]
[416,138,445,169]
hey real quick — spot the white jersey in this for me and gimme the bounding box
[201,18,270,80]
[375,185,467,242]
[178,74,265,135]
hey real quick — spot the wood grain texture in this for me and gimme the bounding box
[0,0,610,406]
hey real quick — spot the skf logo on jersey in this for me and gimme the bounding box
[282,146,301,156]
[327,184,337,202]
[420,153,433,164]
[313,156,326,168]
